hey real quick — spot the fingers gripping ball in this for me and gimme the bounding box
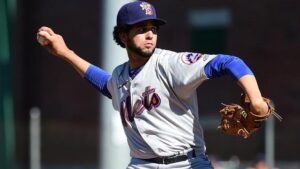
[219,93,282,139]
[37,31,50,46]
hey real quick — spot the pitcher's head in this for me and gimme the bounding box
[117,1,166,27]
[113,1,166,53]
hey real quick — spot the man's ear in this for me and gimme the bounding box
[119,32,128,46]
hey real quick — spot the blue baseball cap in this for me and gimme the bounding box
[117,1,166,27]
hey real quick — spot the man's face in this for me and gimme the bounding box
[124,21,158,58]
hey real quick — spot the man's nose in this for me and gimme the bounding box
[145,30,154,39]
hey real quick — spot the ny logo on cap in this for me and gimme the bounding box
[140,2,153,15]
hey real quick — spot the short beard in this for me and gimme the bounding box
[127,39,155,58]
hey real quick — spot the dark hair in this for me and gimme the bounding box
[113,22,160,48]
[113,25,131,48]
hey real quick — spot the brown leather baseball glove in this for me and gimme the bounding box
[219,93,282,138]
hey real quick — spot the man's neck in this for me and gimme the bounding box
[127,50,150,69]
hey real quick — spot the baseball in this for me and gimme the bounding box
[37,31,50,45]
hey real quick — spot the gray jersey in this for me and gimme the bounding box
[107,48,217,159]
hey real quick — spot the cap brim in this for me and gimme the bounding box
[127,18,166,26]
[153,18,166,26]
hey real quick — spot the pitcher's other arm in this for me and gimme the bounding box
[204,54,268,115]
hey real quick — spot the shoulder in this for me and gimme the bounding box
[155,48,207,65]
[154,48,181,64]
[154,48,179,58]
[111,62,128,77]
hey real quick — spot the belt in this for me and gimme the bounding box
[142,149,196,164]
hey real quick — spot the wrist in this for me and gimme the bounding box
[60,49,75,60]
[250,98,268,116]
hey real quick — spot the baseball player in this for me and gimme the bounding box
[37,1,272,168]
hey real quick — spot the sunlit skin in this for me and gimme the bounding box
[120,21,158,69]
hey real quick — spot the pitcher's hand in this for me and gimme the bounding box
[37,26,73,59]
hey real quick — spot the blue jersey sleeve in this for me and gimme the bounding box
[84,64,112,99]
[204,54,254,80]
